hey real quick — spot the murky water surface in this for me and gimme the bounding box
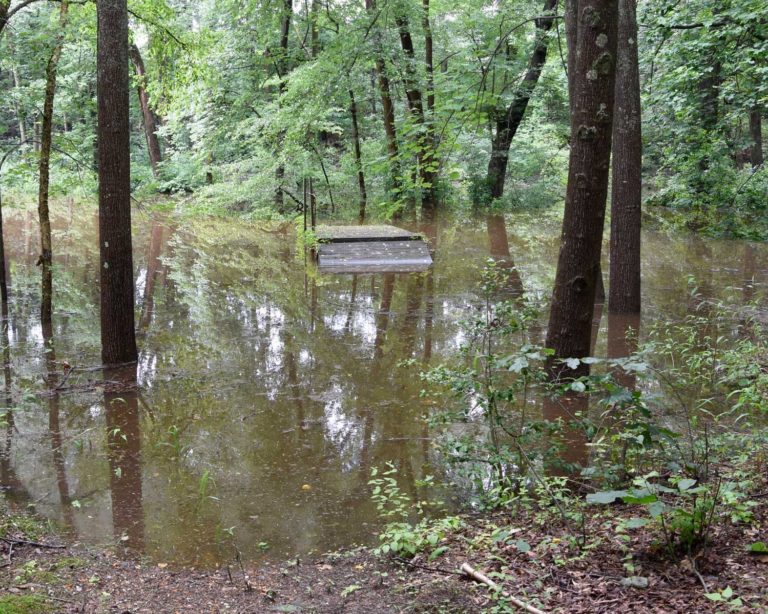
[0,204,765,566]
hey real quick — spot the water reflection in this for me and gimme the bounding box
[0,206,764,565]
[104,365,144,553]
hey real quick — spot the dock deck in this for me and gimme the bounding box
[315,225,432,273]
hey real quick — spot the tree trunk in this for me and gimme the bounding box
[423,0,435,115]
[349,89,368,223]
[750,107,763,168]
[544,0,619,382]
[366,0,401,201]
[609,0,641,315]
[486,0,558,200]
[0,1,9,37]
[98,0,138,366]
[274,0,292,209]
[396,15,437,214]
[10,52,26,144]
[128,44,162,177]
[37,0,69,332]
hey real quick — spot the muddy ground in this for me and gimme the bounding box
[1,493,767,613]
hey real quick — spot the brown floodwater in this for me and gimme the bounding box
[0,203,765,567]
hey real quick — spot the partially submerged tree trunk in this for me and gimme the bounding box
[37,0,70,331]
[545,0,619,382]
[750,107,763,168]
[486,0,558,201]
[609,0,642,315]
[349,89,368,223]
[98,0,138,365]
[128,44,162,177]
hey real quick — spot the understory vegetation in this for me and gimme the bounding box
[367,268,768,609]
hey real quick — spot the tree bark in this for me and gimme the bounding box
[128,44,162,177]
[423,0,435,115]
[486,0,558,200]
[545,0,619,382]
[37,0,69,331]
[349,89,368,223]
[274,0,292,210]
[396,15,437,213]
[98,0,138,365]
[366,0,401,202]
[0,1,8,36]
[750,107,763,168]
[608,0,641,314]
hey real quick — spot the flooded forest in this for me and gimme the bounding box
[0,0,766,612]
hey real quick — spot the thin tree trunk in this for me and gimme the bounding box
[366,0,401,201]
[98,0,138,365]
[609,0,642,314]
[545,0,619,382]
[423,0,435,115]
[10,52,26,143]
[349,89,368,223]
[750,107,763,168]
[487,0,558,200]
[274,0,292,209]
[0,1,9,36]
[37,0,69,332]
[396,15,437,213]
[128,44,162,177]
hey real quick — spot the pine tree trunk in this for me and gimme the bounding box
[128,44,162,177]
[98,0,138,366]
[486,0,558,200]
[37,0,70,332]
[609,0,641,314]
[349,89,368,223]
[750,107,763,168]
[545,0,619,382]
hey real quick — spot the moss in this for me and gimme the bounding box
[0,595,51,614]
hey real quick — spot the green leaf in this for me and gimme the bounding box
[749,541,768,553]
[587,490,628,504]
[428,546,448,561]
[625,517,649,529]
[648,501,666,518]
[514,539,531,553]
[677,478,697,491]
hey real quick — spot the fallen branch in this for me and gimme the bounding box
[460,562,546,614]
[1,537,66,549]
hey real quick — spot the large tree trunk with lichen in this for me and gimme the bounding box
[128,44,162,177]
[609,0,641,315]
[98,0,138,365]
[486,0,558,201]
[37,0,69,331]
[544,0,619,382]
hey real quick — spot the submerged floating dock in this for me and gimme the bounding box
[315,225,432,273]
